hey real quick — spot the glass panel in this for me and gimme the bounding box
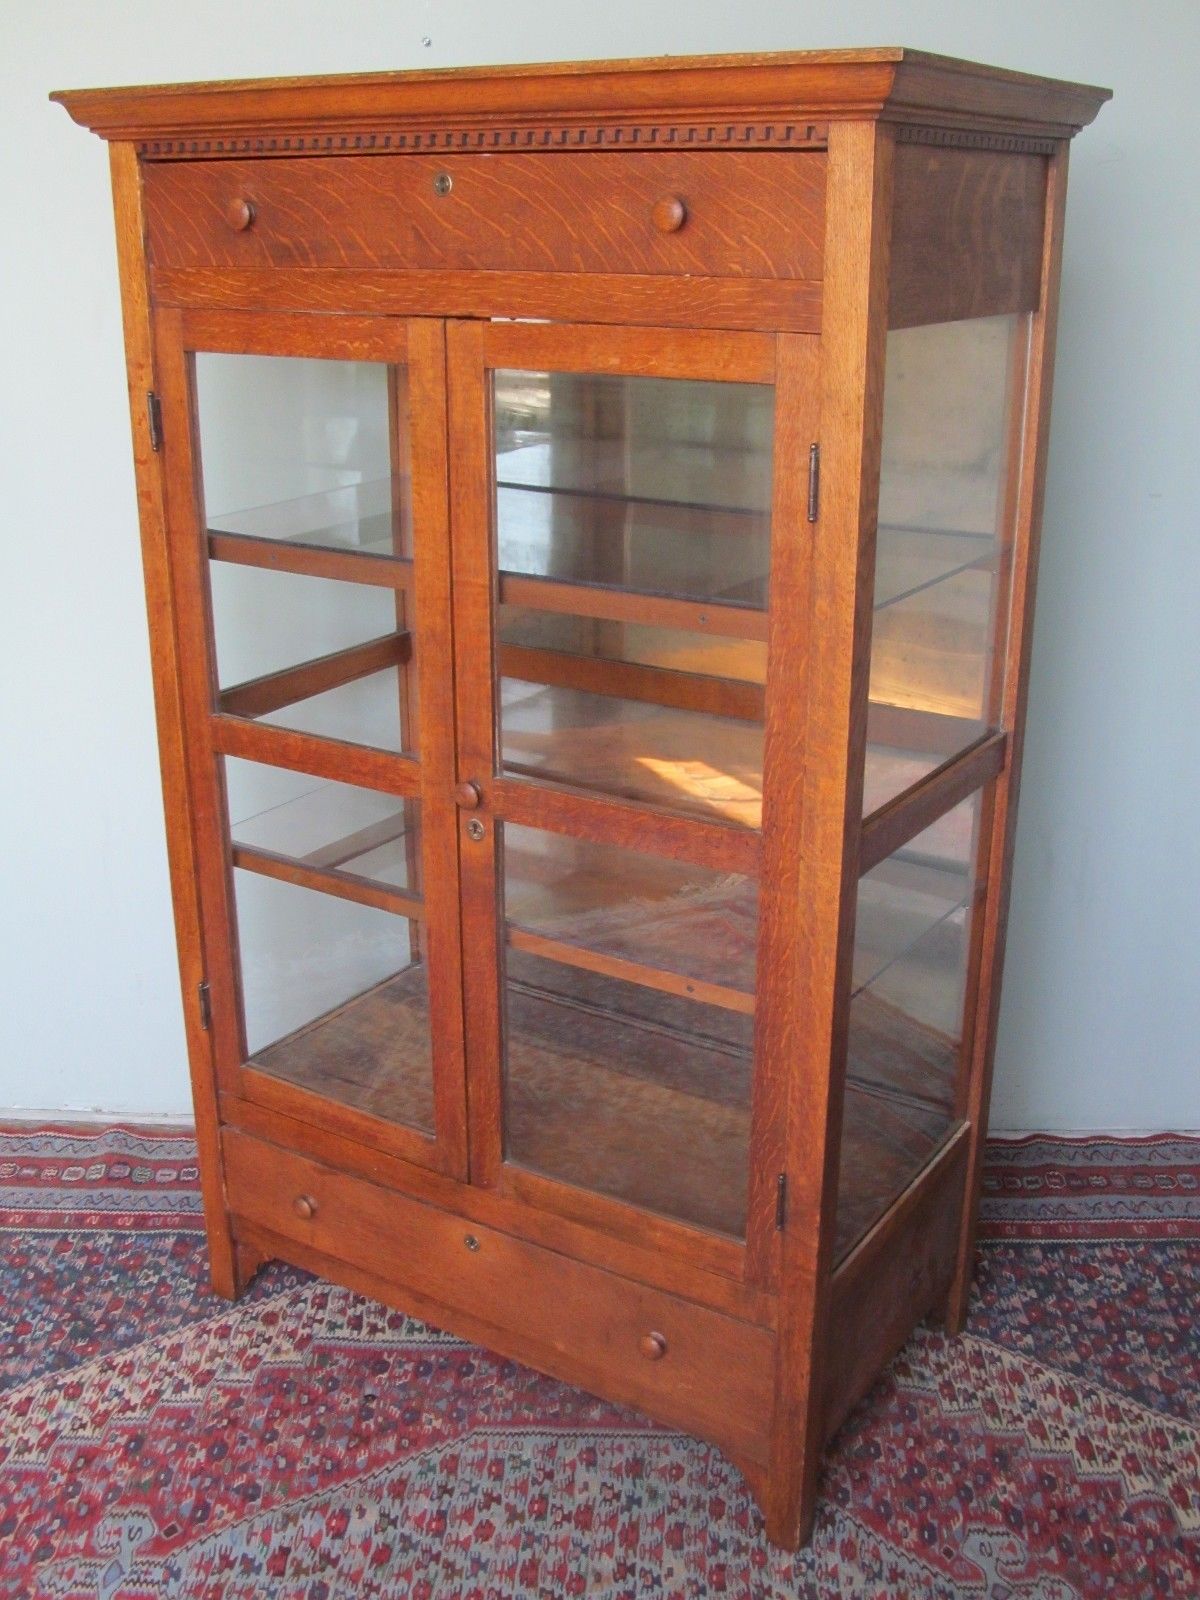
[233,870,432,1134]
[195,355,407,560]
[493,370,773,827]
[225,757,419,894]
[499,823,757,1236]
[210,564,414,754]
[837,793,981,1258]
[197,354,418,758]
[504,823,758,997]
[866,316,1027,813]
[495,370,773,606]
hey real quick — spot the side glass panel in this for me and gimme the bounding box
[493,370,773,828]
[837,792,981,1257]
[865,316,1028,813]
[225,756,432,1133]
[196,355,418,756]
[499,823,758,1237]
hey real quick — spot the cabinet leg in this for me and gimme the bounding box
[210,1237,266,1301]
[762,1473,819,1552]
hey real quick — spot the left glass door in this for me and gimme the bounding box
[154,311,466,1177]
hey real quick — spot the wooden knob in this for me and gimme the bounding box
[225,197,255,232]
[454,781,482,810]
[651,196,687,233]
[639,1331,668,1361]
[292,1194,317,1221]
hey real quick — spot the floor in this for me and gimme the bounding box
[0,1126,1196,1599]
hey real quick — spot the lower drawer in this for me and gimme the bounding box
[222,1128,774,1462]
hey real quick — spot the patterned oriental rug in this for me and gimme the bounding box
[0,1128,1196,1599]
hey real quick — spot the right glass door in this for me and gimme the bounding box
[450,321,788,1267]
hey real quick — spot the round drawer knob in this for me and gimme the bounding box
[225,197,256,232]
[651,196,687,234]
[639,1331,668,1361]
[454,781,482,810]
[292,1193,317,1221]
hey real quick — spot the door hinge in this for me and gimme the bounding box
[146,390,163,452]
[807,442,820,523]
[775,1172,788,1230]
[197,981,212,1031]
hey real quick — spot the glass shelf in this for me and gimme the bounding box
[226,761,420,895]
[501,678,765,828]
[208,476,406,561]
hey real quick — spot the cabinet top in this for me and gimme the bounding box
[52,48,1109,159]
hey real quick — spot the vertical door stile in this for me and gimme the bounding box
[745,332,821,1286]
[445,319,506,1187]
[152,308,248,1103]
[406,317,471,1178]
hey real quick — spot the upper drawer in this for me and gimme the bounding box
[143,150,825,280]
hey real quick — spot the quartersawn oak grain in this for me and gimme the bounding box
[61,49,1109,1553]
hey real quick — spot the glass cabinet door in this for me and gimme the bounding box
[450,322,787,1259]
[156,312,465,1176]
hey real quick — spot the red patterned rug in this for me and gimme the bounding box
[0,1126,1196,1598]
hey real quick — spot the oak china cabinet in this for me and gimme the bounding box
[55,49,1108,1546]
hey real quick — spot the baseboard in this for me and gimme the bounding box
[0,1109,196,1128]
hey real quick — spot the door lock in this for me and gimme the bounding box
[466,818,486,842]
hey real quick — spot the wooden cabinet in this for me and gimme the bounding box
[54,48,1108,1547]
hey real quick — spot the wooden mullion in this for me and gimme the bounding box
[493,775,760,876]
[218,631,410,719]
[207,529,412,590]
[210,714,422,798]
[506,926,755,1016]
[859,731,1007,874]
[499,573,768,642]
[231,844,425,921]
[499,643,765,722]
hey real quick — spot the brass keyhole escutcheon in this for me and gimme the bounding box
[466,818,486,842]
[464,1234,481,1252]
[433,172,453,195]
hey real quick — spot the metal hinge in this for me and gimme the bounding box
[197,981,212,1031]
[807,443,820,523]
[146,390,163,452]
[775,1172,788,1230]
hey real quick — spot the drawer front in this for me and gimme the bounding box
[223,1128,774,1460]
[144,151,825,280]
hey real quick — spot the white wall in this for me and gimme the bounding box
[2,1,1196,1128]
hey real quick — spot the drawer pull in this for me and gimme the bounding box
[651,196,687,233]
[225,197,256,232]
[639,1331,668,1361]
[292,1193,317,1221]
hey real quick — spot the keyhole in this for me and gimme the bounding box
[433,172,453,195]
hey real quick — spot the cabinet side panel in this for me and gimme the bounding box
[888,145,1046,329]
[823,1126,968,1441]
[106,143,238,1294]
[947,145,1071,1328]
